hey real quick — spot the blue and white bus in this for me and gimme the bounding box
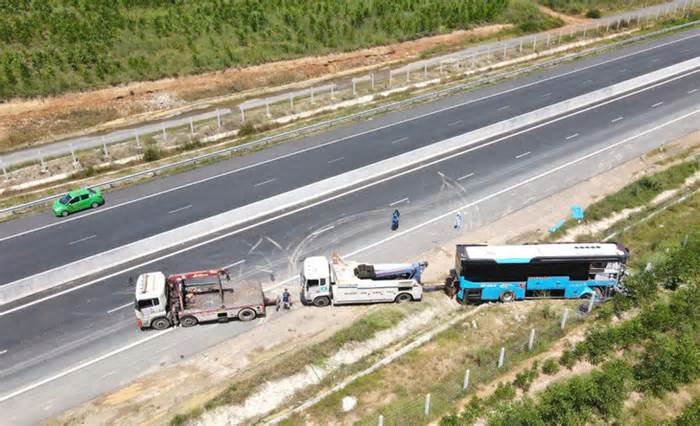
[445,243,629,303]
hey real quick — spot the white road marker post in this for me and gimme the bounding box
[463,369,470,390]
[423,63,427,79]
[498,347,505,368]
[561,307,569,329]
[310,86,315,104]
[135,131,141,149]
[161,127,167,144]
[352,79,357,97]
[216,108,222,129]
[370,73,375,90]
[189,117,194,136]
[1,159,7,180]
[503,42,507,59]
[528,329,536,351]
[587,293,596,313]
[377,415,384,426]
[102,138,110,161]
[70,143,79,169]
[424,393,431,416]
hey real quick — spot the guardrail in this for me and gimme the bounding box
[1,16,699,217]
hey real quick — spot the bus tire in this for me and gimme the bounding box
[151,317,171,330]
[180,316,198,327]
[238,308,257,321]
[313,296,331,307]
[500,291,515,303]
[395,293,413,303]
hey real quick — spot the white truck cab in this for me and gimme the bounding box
[134,272,169,330]
[300,254,427,307]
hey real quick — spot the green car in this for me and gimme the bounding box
[52,188,105,217]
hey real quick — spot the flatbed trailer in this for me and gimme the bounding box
[135,269,267,330]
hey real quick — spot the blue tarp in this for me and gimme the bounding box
[571,205,584,220]
[548,219,565,233]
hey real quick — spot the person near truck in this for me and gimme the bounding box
[276,288,292,311]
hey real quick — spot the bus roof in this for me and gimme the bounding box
[458,243,627,263]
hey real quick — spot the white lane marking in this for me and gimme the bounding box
[4,107,700,404]
[0,349,7,355]
[565,133,579,140]
[582,79,593,84]
[540,92,552,97]
[68,235,96,246]
[343,107,700,259]
[652,101,664,108]
[106,303,132,314]
[448,120,463,126]
[497,105,511,111]
[254,178,276,187]
[619,68,627,72]
[515,151,531,159]
[312,225,335,236]
[100,371,117,380]
[168,204,192,214]
[224,259,246,269]
[651,58,660,63]
[248,238,263,253]
[458,173,475,181]
[611,116,624,123]
[265,236,284,251]
[389,197,409,206]
[391,136,409,145]
[327,156,344,164]
[4,32,696,243]
[0,328,174,403]
[4,69,699,318]
[689,89,698,94]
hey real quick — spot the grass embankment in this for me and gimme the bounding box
[0,0,563,101]
[548,156,700,242]
[279,301,583,425]
[171,305,412,425]
[443,181,700,424]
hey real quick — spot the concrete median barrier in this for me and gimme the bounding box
[2,56,699,306]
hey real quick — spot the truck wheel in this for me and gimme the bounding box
[313,296,331,307]
[180,316,198,327]
[151,317,171,330]
[500,291,515,303]
[238,308,257,321]
[395,293,413,303]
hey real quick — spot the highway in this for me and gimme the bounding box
[0,27,699,425]
[1,28,700,286]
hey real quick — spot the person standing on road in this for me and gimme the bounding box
[454,212,463,230]
[391,209,400,231]
[276,288,292,311]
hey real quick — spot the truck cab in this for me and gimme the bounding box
[134,272,170,330]
[300,256,332,307]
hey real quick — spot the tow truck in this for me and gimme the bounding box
[300,253,428,306]
[134,269,268,330]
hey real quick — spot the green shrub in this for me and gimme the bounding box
[541,358,560,375]
[635,332,700,397]
[586,9,602,19]
[501,0,564,34]
[513,361,540,391]
[142,145,163,162]
[672,395,700,426]
[559,349,576,369]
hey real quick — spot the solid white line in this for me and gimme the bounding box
[497,105,511,111]
[688,89,698,94]
[0,328,174,403]
[168,204,192,214]
[4,31,695,243]
[106,303,132,314]
[3,68,699,318]
[391,137,409,145]
[389,197,409,206]
[3,106,700,406]
[541,92,552,97]
[248,238,263,253]
[652,101,664,108]
[327,156,344,164]
[254,178,276,187]
[448,120,463,126]
[611,116,624,123]
[68,235,96,246]
[515,151,531,159]
[565,133,579,140]
[0,349,7,355]
[458,173,475,181]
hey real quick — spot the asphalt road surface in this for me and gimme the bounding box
[0,29,699,425]
[1,28,699,285]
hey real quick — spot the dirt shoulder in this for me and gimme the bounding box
[0,25,510,153]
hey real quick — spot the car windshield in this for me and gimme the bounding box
[59,194,71,204]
